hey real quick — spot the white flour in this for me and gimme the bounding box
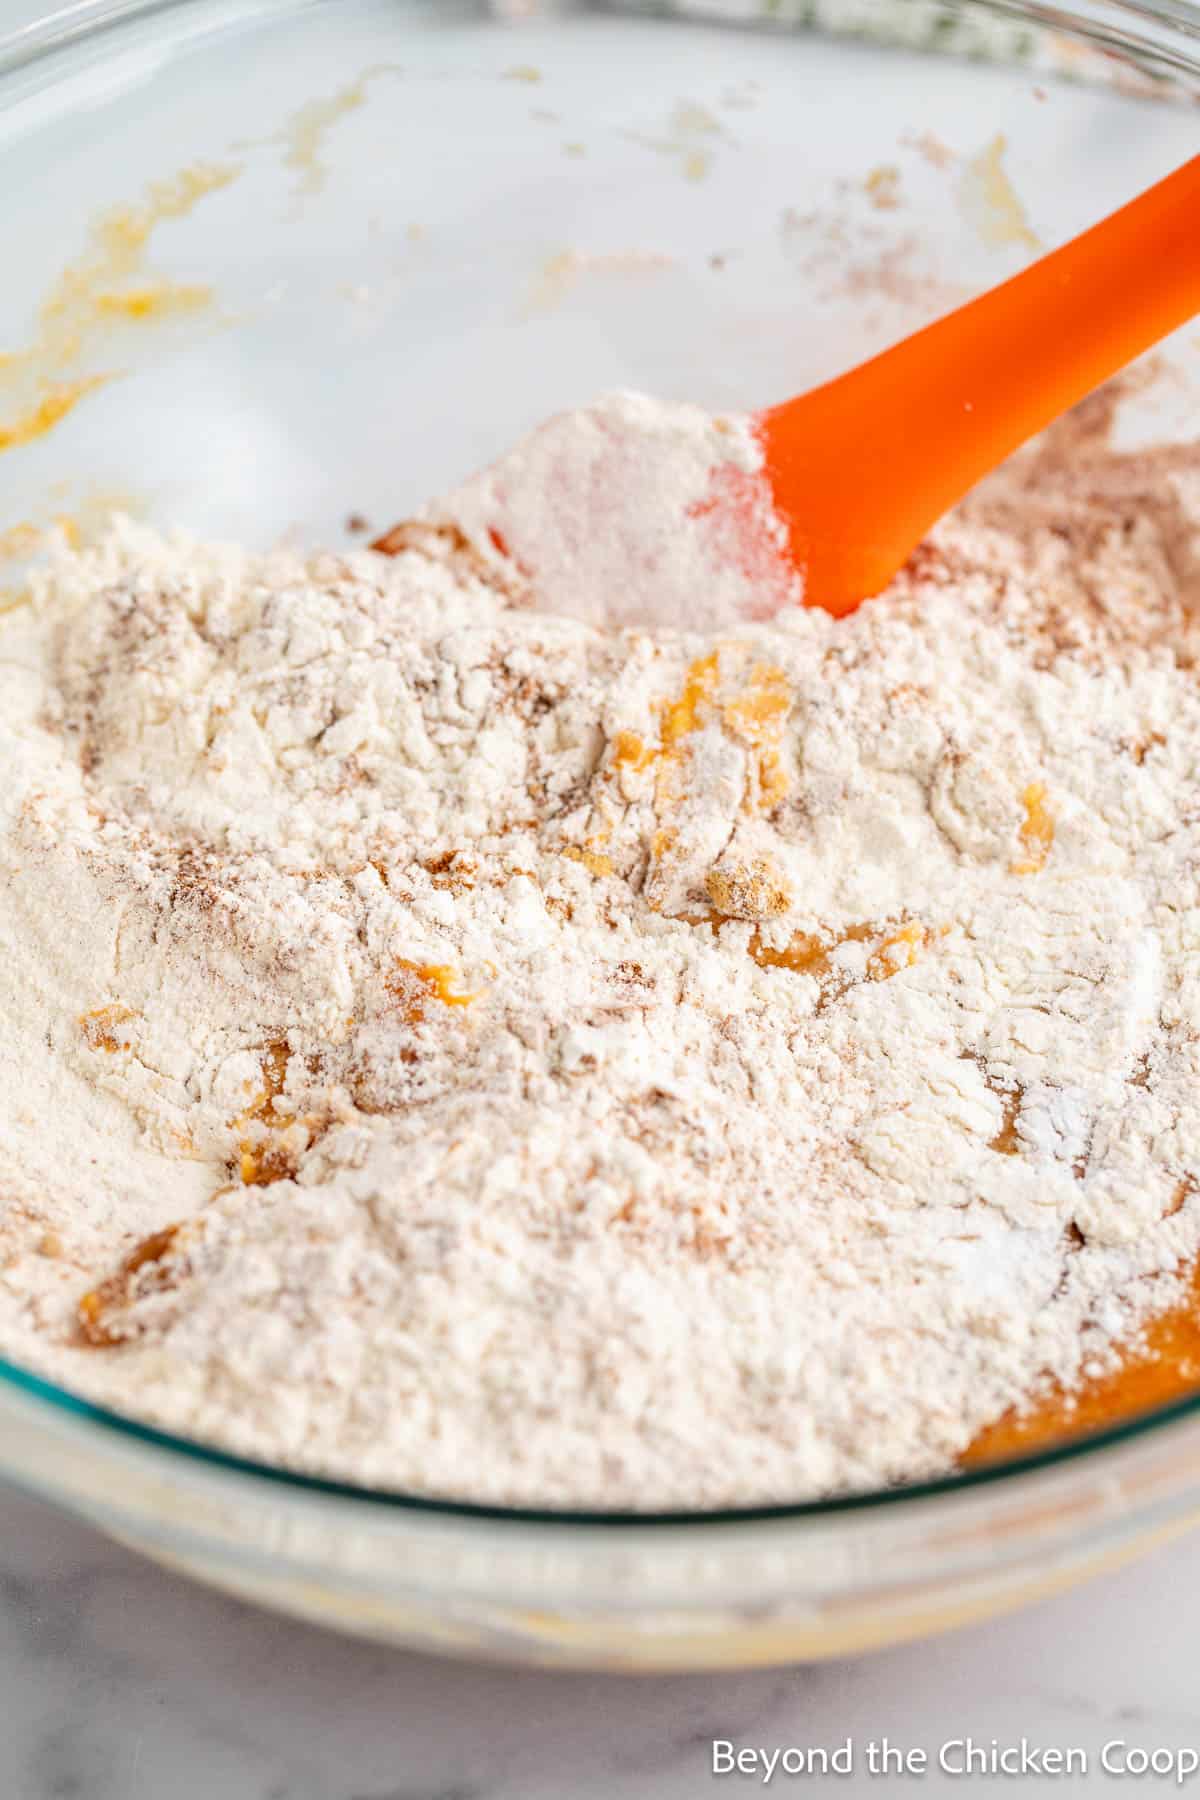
[1,390,1199,1508]
[425,390,804,630]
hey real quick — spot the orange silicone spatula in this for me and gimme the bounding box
[761,154,1200,616]
[379,156,1200,629]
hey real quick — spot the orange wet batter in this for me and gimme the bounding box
[387,957,477,1023]
[965,1260,1200,1465]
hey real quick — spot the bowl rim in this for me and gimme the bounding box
[5,1350,1200,1527]
[3,0,1200,1534]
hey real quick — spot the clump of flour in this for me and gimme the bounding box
[424,390,803,630]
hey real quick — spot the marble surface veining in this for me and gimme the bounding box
[0,1478,1198,1799]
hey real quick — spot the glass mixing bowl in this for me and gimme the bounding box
[1,0,1199,1668]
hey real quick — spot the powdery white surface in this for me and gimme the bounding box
[0,397,1199,1508]
[427,390,804,630]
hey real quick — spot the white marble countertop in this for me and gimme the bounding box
[1,1476,1198,1799]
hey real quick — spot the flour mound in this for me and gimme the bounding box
[426,390,803,630]
[0,396,1199,1508]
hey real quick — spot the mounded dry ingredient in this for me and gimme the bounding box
[1,387,1199,1508]
[421,389,804,631]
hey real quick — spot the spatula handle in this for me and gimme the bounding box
[761,156,1200,615]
